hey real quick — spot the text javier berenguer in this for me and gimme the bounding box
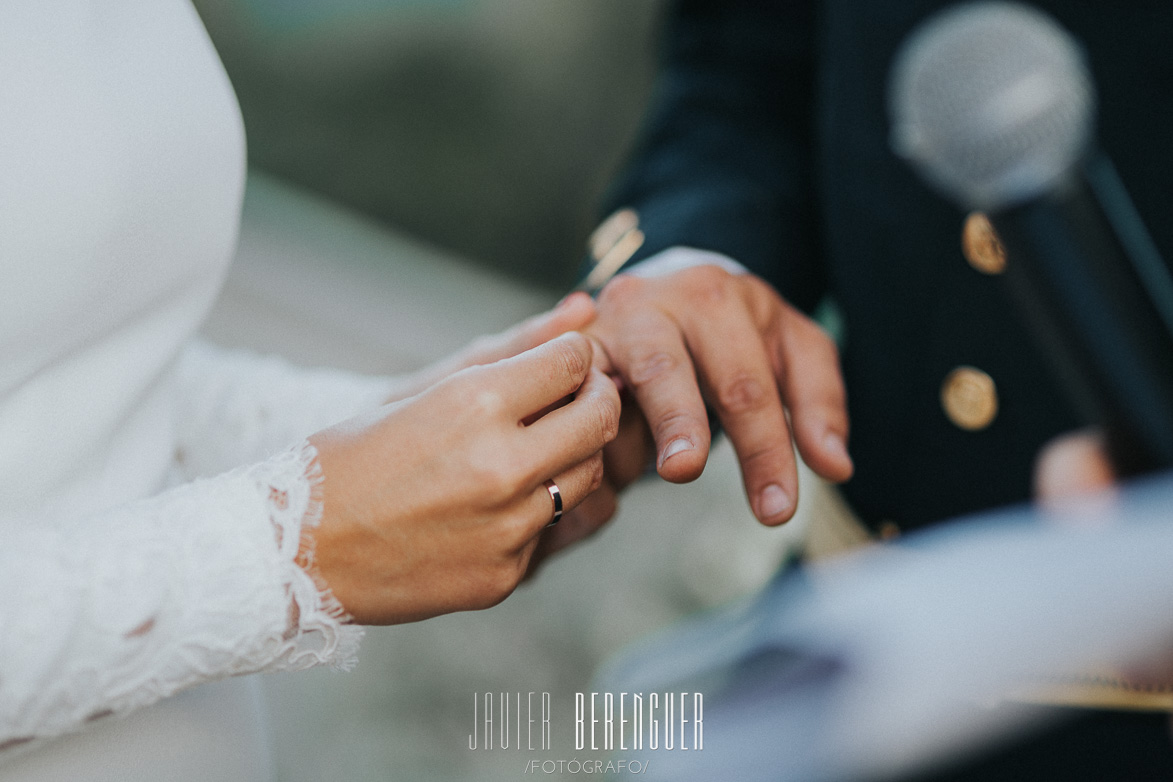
[468,692,703,752]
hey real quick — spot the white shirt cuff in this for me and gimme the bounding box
[621,246,749,280]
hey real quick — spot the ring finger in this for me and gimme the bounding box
[512,452,604,550]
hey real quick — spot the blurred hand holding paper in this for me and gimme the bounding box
[600,477,1173,781]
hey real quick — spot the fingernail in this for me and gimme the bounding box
[757,484,792,520]
[658,437,693,468]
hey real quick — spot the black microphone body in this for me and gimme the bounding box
[890,1,1173,475]
[990,155,1173,473]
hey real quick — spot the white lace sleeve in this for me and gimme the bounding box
[173,338,400,479]
[0,442,359,750]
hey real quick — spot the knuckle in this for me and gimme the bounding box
[497,514,534,553]
[738,441,791,476]
[680,265,732,302]
[473,388,509,419]
[748,289,779,328]
[506,559,531,596]
[470,460,521,504]
[626,348,679,387]
[650,407,701,444]
[714,373,771,416]
[551,337,590,384]
[451,373,508,418]
[474,565,518,609]
[590,391,621,444]
[597,274,644,308]
[588,454,605,493]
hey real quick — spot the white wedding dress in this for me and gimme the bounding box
[0,2,394,778]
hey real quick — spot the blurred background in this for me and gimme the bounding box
[193,0,666,290]
[188,2,813,779]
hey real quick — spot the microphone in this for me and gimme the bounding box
[889,1,1173,475]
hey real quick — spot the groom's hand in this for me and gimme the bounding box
[586,264,852,526]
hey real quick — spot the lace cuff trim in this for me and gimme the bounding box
[0,443,361,748]
[260,442,363,672]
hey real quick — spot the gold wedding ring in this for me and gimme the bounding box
[544,480,563,527]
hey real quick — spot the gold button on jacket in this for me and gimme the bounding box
[941,366,999,431]
[962,212,1007,275]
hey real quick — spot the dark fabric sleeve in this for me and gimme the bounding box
[601,0,825,312]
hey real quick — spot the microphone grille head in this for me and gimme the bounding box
[889,1,1094,209]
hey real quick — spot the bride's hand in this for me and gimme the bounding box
[387,292,600,403]
[308,332,620,625]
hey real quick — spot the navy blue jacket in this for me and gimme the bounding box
[606,0,1173,532]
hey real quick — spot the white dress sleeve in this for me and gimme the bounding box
[0,442,361,750]
[172,338,400,479]
[0,0,417,759]
[0,343,407,750]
